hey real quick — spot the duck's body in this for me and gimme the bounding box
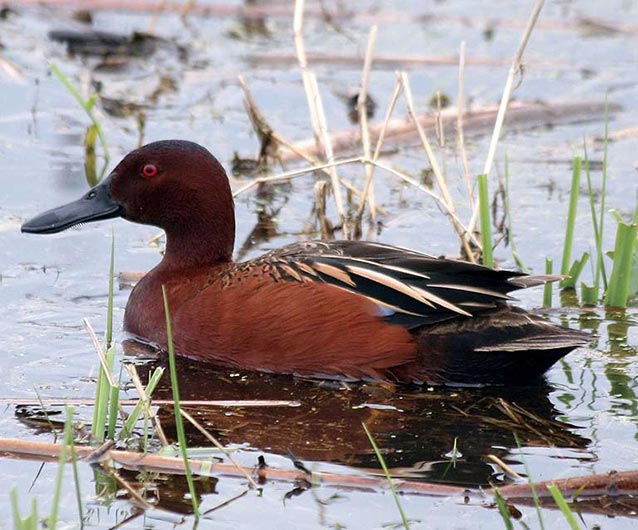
[22,140,589,386]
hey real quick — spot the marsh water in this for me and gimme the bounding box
[2,1,638,528]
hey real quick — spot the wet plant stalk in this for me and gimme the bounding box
[362,423,410,529]
[120,367,164,440]
[605,211,638,307]
[493,488,514,530]
[49,406,74,530]
[162,285,199,517]
[547,484,581,530]
[49,63,110,168]
[543,258,553,308]
[477,174,493,268]
[560,156,581,281]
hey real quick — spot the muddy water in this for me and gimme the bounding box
[2,1,638,528]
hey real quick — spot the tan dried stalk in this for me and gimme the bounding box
[181,409,259,489]
[399,72,476,261]
[125,364,169,446]
[356,25,378,222]
[294,0,347,236]
[468,0,545,235]
[457,40,474,210]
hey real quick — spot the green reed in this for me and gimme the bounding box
[478,173,494,268]
[362,423,410,530]
[162,285,200,518]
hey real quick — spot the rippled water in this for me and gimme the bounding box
[2,1,638,528]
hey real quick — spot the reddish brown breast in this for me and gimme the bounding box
[124,264,417,381]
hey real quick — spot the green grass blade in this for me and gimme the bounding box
[49,62,110,167]
[106,234,115,349]
[605,214,638,307]
[583,144,605,298]
[92,345,115,442]
[120,367,164,440]
[560,252,590,290]
[162,285,199,518]
[49,407,74,529]
[68,412,84,524]
[599,98,610,289]
[547,484,581,530]
[93,238,116,441]
[493,487,514,530]
[560,156,581,283]
[580,282,598,305]
[543,258,553,308]
[106,360,121,440]
[362,423,410,529]
[514,433,545,530]
[10,488,23,530]
[477,173,493,268]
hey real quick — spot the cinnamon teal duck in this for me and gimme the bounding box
[22,140,589,385]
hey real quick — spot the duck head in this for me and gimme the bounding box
[22,140,235,265]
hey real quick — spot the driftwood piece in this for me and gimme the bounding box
[280,100,615,162]
[1,436,638,506]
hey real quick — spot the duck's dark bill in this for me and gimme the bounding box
[21,176,123,234]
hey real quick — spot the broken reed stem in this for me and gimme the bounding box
[180,409,259,489]
[457,40,474,211]
[238,72,368,201]
[101,463,154,509]
[357,77,403,219]
[371,160,480,249]
[84,319,116,388]
[468,0,545,235]
[435,91,447,180]
[124,364,169,446]
[399,71,477,261]
[232,156,364,196]
[294,0,347,236]
[356,25,378,221]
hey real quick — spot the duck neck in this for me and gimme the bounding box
[161,216,235,271]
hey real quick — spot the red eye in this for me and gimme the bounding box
[142,164,158,178]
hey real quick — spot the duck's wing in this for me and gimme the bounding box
[256,240,556,329]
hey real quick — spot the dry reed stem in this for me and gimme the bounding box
[456,40,474,211]
[148,0,167,33]
[356,25,378,222]
[237,75,273,142]
[237,73,362,198]
[357,77,403,220]
[180,409,259,489]
[232,156,363,197]
[102,461,155,509]
[125,364,169,447]
[435,91,447,182]
[238,73,375,206]
[485,454,523,480]
[294,0,347,236]
[468,0,545,235]
[180,0,195,19]
[84,318,116,388]
[370,160,481,249]
[399,72,476,261]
